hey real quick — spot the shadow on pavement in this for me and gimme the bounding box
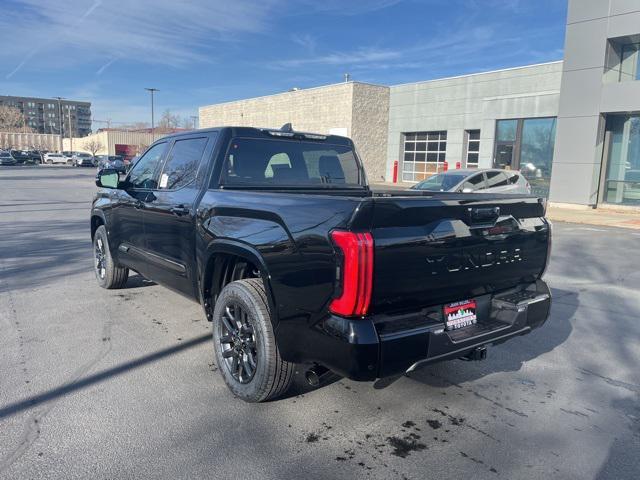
[0,220,92,293]
[126,274,156,288]
[402,287,577,388]
[0,334,211,419]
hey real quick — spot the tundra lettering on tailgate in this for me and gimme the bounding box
[426,247,522,275]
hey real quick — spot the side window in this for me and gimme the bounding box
[127,142,167,189]
[159,137,209,190]
[485,171,509,188]
[462,173,486,191]
[508,173,520,184]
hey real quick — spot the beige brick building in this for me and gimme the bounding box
[62,130,161,159]
[199,82,390,182]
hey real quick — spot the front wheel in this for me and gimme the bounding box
[93,225,129,289]
[212,278,294,402]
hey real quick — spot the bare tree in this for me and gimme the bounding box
[118,121,150,131]
[84,139,104,157]
[181,117,195,129]
[157,109,181,133]
[136,143,149,156]
[0,105,32,133]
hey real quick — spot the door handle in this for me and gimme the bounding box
[170,204,190,216]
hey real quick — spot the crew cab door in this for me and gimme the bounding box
[141,133,216,296]
[111,141,168,276]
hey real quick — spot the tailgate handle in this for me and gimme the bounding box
[468,206,500,224]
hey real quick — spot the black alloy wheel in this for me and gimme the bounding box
[95,235,107,280]
[218,303,258,384]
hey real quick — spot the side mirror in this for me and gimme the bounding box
[96,168,120,189]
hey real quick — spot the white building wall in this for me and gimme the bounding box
[387,62,563,183]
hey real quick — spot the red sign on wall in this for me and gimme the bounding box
[115,144,137,162]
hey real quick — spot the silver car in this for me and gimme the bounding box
[411,168,531,194]
[73,152,95,167]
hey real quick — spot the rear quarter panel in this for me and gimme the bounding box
[196,189,364,338]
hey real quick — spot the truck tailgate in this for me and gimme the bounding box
[364,194,550,314]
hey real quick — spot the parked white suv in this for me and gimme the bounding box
[44,153,68,165]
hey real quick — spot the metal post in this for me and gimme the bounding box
[145,88,159,140]
[67,107,72,152]
[55,97,63,152]
[190,115,198,130]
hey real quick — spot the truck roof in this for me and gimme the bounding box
[158,126,353,146]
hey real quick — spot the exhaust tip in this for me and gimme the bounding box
[305,365,331,387]
[305,370,320,387]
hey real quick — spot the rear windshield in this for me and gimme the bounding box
[413,173,467,191]
[220,137,364,188]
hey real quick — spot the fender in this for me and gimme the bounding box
[90,208,108,240]
[199,239,279,329]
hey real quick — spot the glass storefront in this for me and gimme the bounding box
[520,118,556,198]
[494,117,557,197]
[603,114,640,205]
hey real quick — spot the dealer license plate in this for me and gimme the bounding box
[444,299,477,330]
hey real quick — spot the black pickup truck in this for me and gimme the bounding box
[91,125,552,402]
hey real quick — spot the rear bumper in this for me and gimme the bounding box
[308,280,551,381]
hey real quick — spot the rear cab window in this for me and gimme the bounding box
[220,137,364,188]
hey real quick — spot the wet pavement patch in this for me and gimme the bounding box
[427,419,442,429]
[386,435,427,458]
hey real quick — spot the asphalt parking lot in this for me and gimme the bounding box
[1,166,639,480]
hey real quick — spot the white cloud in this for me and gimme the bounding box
[293,0,405,15]
[0,0,280,78]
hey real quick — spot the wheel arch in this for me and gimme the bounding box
[90,210,107,240]
[200,240,278,328]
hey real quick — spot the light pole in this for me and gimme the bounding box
[144,88,159,140]
[190,115,198,130]
[54,96,63,152]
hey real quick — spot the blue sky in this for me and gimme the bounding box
[0,0,567,127]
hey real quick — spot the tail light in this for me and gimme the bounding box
[540,220,553,278]
[329,230,374,317]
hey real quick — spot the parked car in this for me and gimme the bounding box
[73,152,95,167]
[61,151,75,164]
[44,152,68,164]
[91,126,552,403]
[27,150,43,164]
[411,168,531,194]
[10,149,31,164]
[0,151,17,165]
[96,155,126,173]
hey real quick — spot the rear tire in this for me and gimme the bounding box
[212,278,294,402]
[93,225,129,289]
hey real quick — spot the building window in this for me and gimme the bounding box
[464,130,480,167]
[402,131,447,182]
[605,35,640,83]
[494,118,556,197]
[603,114,640,205]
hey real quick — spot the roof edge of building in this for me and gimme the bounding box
[199,80,387,110]
[390,60,564,89]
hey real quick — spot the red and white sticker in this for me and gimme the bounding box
[444,300,477,330]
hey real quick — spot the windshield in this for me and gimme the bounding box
[413,173,467,191]
[221,137,364,188]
